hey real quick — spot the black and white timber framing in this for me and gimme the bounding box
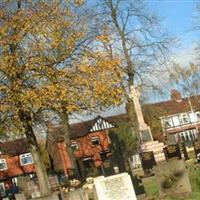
[90,116,115,132]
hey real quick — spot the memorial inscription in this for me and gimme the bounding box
[94,173,137,200]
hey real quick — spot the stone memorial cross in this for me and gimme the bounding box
[129,85,153,142]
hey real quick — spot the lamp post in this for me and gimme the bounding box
[187,96,199,136]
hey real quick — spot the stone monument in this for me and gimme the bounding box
[129,86,153,142]
[94,173,137,200]
[129,86,165,163]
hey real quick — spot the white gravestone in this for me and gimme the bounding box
[94,173,137,200]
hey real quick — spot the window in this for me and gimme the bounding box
[190,130,196,140]
[163,118,173,129]
[0,182,6,198]
[70,142,79,151]
[0,183,4,191]
[82,157,93,169]
[0,182,5,195]
[0,159,7,171]
[20,153,33,166]
[195,112,200,121]
[12,178,17,186]
[179,113,191,125]
[91,137,100,146]
[176,129,197,143]
[185,132,190,141]
[29,173,36,179]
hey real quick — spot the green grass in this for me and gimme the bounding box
[142,153,200,200]
[143,176,159,198]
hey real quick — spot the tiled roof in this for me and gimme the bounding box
[144,95,200,117]
[70,119,95,139]
[0,138,29,156]
[47,94,200,142]
[70,115,122,139]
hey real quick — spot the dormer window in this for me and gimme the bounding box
[20,153,33,166]
[91,137,100,146]
[179,113,190,125]
[70,142,79,151]
[0,159,7,171]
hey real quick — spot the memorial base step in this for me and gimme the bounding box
[141,140,166,162]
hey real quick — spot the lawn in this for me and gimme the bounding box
[142,153,200,200]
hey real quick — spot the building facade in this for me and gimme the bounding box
[144,90,200,147]
[0,138,35,197]
[47,91,200,178]
[47,116,117,177]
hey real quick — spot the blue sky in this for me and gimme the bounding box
[71,0,200,121]
[143,0,200,102]
[148,0,199,62]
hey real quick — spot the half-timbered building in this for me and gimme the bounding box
[47,115,126,177]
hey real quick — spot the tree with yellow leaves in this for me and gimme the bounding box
[0,0,124,196]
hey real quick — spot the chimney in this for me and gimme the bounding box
[171,89,182,102]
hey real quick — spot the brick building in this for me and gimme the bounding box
[144,90,200,147]
[46,91,200,177]
[47,115,126,177]
[0,138,35,197]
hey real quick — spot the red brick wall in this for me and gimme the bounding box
[73,131,110,167]
[0,155,35,179]
[50,130,111,175]
[57,142,73,174]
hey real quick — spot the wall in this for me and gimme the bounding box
[0,154,35,179]
[48,130,111,176]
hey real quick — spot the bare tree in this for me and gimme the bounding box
[169,63,200,100]
[91,0,175,142]
[193,2,200,63]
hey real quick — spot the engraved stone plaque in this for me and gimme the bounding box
[94,173,137,200]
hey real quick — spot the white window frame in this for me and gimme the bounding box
[195,111,200,121]
[179,113,191,125]
[20,153,33,166]
[0,159,7,171]
[82,157,92,161]
[177,129,197,143]
[29,173,35,179]
[91,136,101,146]
[162,117,174,129]
[12,178,18,186]
[0,182,5,191]
[70,142,79,151]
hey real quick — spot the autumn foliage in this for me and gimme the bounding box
[0,0,124,195]
[0,1,124,132]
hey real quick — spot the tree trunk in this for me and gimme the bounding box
[19,110,51,196]
[59,108,77,174]
[31,146,51,196]
[108,1,140,142]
